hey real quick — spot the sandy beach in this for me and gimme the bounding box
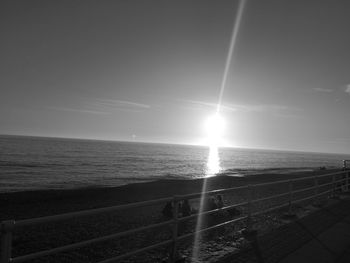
[0,168,343,262]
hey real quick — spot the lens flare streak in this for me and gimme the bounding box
[192,0,246,261]
[217,0,246,114]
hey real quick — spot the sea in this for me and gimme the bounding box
[1,135,349,193]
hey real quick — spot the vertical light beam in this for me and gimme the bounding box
[216,0,246,114]
[192,1,247,261]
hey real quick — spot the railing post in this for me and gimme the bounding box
[1,220,15,263]
[332,174,338,198]
[346,172,350,192]
[283,180,296,220]
[313,176,319,205]
[246,185,253,231]
[288,180,293,214]
[170,196,179,263]
[243,185,260,260]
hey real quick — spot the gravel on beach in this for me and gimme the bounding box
[0,168,343,262]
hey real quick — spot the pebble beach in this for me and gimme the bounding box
[0,168,342,262]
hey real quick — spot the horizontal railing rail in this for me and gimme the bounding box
[14,196,174,228]
[1,170,349,263]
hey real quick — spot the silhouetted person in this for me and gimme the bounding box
[208,196,218,210]
[216,194,224,209]
[181,199,191,217]
[162,201,173,219]
[228,206,241,217]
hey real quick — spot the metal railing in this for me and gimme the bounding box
[1,170,349,263]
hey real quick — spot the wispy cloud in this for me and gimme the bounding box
[312,87,333,93]
[181,99,237,112]
[325,137,350,144]
[273,112,304,119]
[88,98,151,113]
[180,99,301,113]
[94,99,150,109]
[47,99,151,115]
[345,84,350,95]
[229,104,298,112]
[334,84,350,102]
[48,107,109,115]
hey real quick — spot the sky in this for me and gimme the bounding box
[1,0,350,154]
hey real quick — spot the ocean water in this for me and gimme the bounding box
[0,135,349,192]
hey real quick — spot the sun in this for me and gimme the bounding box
[204,113,226,147]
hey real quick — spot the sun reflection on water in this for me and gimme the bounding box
[206,145,221,176]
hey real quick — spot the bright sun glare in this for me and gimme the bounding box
[204,113,226,147]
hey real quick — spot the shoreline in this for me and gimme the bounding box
[0,166,338,194]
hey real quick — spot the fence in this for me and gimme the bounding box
[1,170,349,263]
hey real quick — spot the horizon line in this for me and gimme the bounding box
[1,133,349,156]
